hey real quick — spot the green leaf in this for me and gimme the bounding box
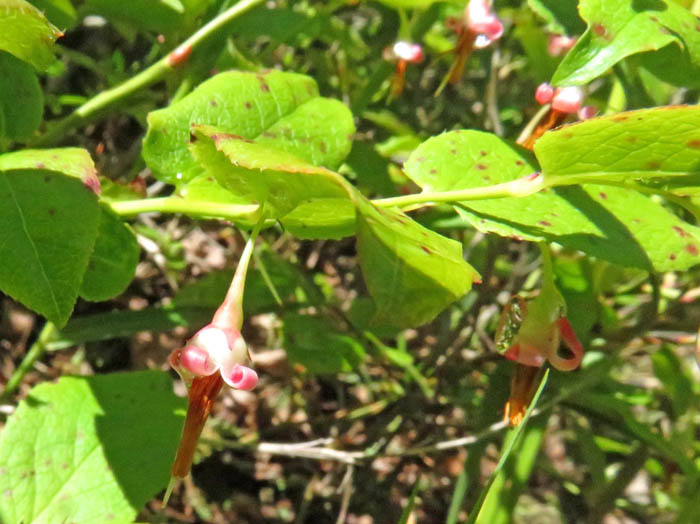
[0,169,100,327]
[189,125,351,219]
[79,206,139,302]
[143,70,354,186]
[0,370,185,524]
[280,197,357,239]
[281,313,365,374]
[0,0,61,71]
[82,0,207,35]
[371,0,444,7]
[355,196,480,329]
[404,130,700,272]
[0,147,100,189]
[28,0,77,29]
[527,0,585,35]
[228,6,321,44]
[0,51,42,140]
[534,106,700,181]
[552,0,700,86]
[651,346,694,419]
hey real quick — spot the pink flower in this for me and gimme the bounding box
[391,41,424,63]
[547,34,576,56]
[551,86,584,114]
[466,0,504,48]
[497,291,584,372]
[169,324,258,390]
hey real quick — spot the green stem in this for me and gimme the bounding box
[212,211,266,330]
[0,322,56,402]
[32,0,265,147]
[373,173,546,209]
[108,197,262,225]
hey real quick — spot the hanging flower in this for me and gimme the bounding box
[169,325,258,390]
[385,41,424,98]
[437,0,503,93]
[495,247,584,425]
[164,227,261,505]
[496,295,584,372]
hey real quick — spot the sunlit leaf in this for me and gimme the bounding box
[143,70,354,186]
[552,0,700,86]
[355,195,480,328]
[189,124,351,219]
[404,130,700,271]
[535,106,700,181]
[0,0,61,70]
[0,371,185,524]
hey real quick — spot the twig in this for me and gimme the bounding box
[335,465,354,524]
[32,0,265,146]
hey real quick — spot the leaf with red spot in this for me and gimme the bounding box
[0,371,185,524]
[189,124,351,220]
[143,70,354,186]
[534,106,700,183]
[0,0,61,71]
[404,129,700,271]
[552,0,700,87]
[0,147,99,191]
[0,169,99,326]
[355,194,480,329]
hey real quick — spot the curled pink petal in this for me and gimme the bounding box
[548,318,584,371]
[578,105,597,120]
[180,345,217,376]
[392,41,424,63]
[225,364,258,390]
[535,83,554,105]
[551,86,583,114]
[547,35,576,56]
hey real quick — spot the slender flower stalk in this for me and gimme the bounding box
[163,217,264,506]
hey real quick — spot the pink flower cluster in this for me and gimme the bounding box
[466,0,504,48]
[535,83,596,120]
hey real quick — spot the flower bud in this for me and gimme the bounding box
[535,83,554,105]
[225,364,259,390]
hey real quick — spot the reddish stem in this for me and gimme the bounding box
[171,373,225,479]
[390,60,407,98]
[521,109,566,150]
[448,29,477,85]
